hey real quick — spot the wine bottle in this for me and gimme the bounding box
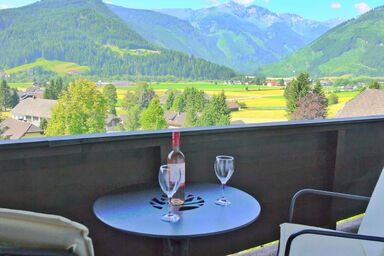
[168,131,185,205]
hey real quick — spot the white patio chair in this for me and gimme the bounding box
[278,169,384,256]
[0,208,94,256]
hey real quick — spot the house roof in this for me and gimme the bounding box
[336,89,384,118]
[105,114,121,124]
[0,118,43,140]
[11,98,58,119]
[164,111,187,128]
[227,102,240,110]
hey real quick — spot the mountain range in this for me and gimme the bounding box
[260,6,384,77]
[110,1,340,73]
[0,0,235,80]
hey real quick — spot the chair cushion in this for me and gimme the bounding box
[279,223,366,256]
[0,208,94,256]
[358,169,384,256]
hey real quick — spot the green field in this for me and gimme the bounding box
[112,82,359,124]
[103,45,161,57]
[5,58,90,75]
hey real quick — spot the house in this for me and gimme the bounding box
[105,114,122,132]
[320,79,333,86]
[11,98,58,126]
[0,118,43,140]
[164,111,186,128]
[227,102,240,112]
[19,86,44,100]
[336,89,384,118]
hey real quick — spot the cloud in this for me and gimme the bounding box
[330,3,342,9]
[354,2,371,14]
[103,0,113,4]
[0,3,13,9]
[233,0,255,5]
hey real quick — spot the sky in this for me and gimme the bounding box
[0,0,383,21]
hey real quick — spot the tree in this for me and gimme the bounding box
[0,80,12,111]
[121,83,155,111]
[140,98,167,130]
[165,90,176,110]
[0,112,8,140]
[10,89,19,108]
[369,80,380,89]
[183,88,207,112]
[102,84,118,115]
[328,94,339,105]
[122,91,138,110]
[136,83,156,110]
[313,81,325,97]
[291,92,328,120]
[44,77,65,100]
[46,78,108,136]
[199,92,230,126]
[184,107,198,128]
[124,105,141,131]
[284,73,311,118]
[172,95,186,112]
[40,118,48,131]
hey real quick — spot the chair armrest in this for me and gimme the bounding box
[289,189,370,222]
[284,229,384,256]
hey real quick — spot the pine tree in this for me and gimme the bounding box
[165,90,176,110]
[102,84,118,115]
[10,89,20,108]
[0,80,12,111]
[198,92,230,126]
[284,73,311,119]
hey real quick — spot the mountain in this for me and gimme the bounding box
[147,1,339,73]
[107,5,225,66]
[0,0,236,80]
[259,6,384,77]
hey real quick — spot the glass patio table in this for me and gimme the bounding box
[93,183,261,256]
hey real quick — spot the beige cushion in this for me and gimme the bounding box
[358,169,384,256]
[279,223,366,256]
[0,208,94,256]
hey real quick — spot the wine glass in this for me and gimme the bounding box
[214,156,234,206]
[158,165,181,223]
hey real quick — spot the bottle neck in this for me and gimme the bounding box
[172,132,181,151]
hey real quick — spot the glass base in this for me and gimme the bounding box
[161,213,180,223]
[215,198,231,206]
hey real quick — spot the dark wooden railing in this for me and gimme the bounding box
[0,116,384,255]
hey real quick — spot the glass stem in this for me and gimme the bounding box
[168,197,172,216]
[222,184,225,199]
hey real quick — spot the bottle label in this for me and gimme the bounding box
[169,163,185,186]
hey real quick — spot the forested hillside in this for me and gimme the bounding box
[0,0,236,80]
[260,6,384,77]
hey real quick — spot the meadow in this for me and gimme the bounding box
[8,81,360,124]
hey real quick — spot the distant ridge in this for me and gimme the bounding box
[110,1,339,73]
[260,6,384,77]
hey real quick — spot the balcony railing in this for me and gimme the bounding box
[0,116,384,255]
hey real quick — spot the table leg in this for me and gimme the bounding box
[163,238,190,256]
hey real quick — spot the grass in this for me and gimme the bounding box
[103,45,161,57]
[8,83,32,90]
[5,58,90,75]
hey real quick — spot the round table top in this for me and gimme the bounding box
[93,183,261,239]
